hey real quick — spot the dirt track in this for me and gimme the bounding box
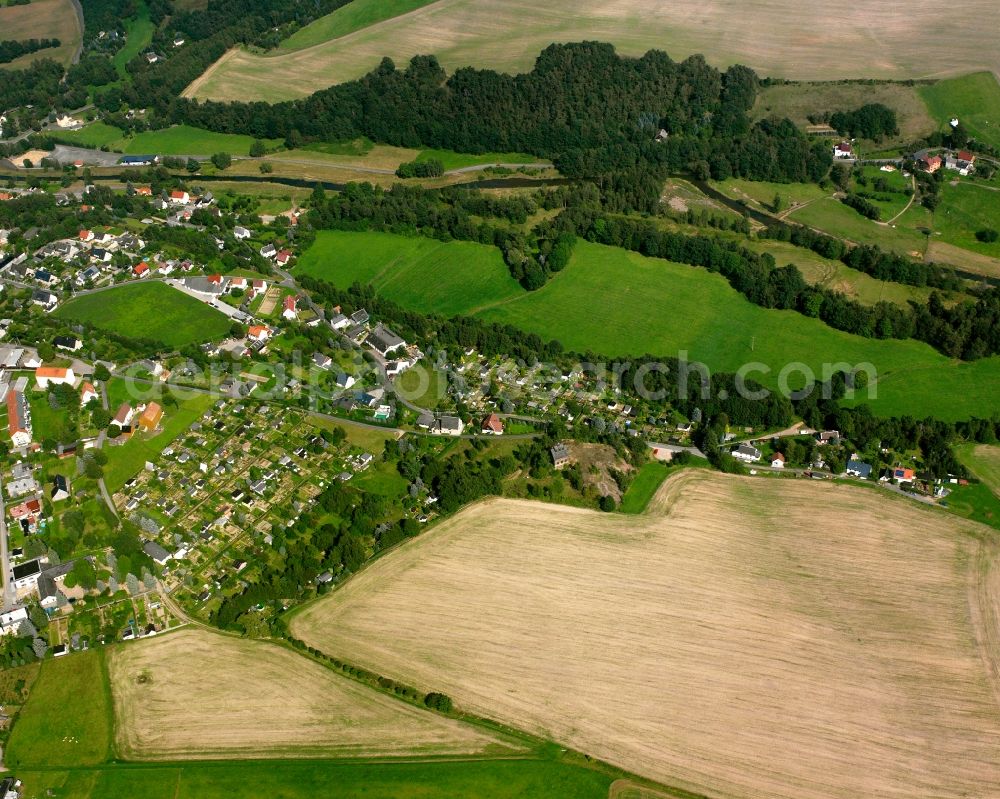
[293,471,1000,799]
[109,628,515,760]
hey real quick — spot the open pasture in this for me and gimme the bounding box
[292,471,1000,799]
[920,72,1000,150]
[108,628,514,760]
[54,282,232,349]
[0,0,82,69]
[956,444,1000,497]
[186,0,1000,102]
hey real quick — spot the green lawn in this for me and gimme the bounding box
[300,232,1000,420]
[55,282,232,349]
[53,121,125,149]
[113,0,155,77]
[20,759,612,799]
[619,461,671,514]
[932,182,1000,259]
[278,0,437,51]
[296,230,524,316]
[103,389,214,492]
[120,126,283,157]
[7,650,112,769]
[920,72,1000,151]
[714,178,830,210]
[939,482,1000,531]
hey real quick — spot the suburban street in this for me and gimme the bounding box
[0,476,12,612]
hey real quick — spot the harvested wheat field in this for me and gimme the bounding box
[188,0,1000,102]
[293,471,1000,799]
[109,628,518,760]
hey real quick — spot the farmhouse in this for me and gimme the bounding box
[35,366,75,389]
[367,324,406,357]
[551,443,571,468]
[7,390,31,447]
[137,402,164,432]
[481,413,504,435]
[732,443,762,462]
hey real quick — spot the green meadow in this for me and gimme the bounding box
[920,72,1000,150]
[55,282,233,349]
[955,444,1000,497]
[6,650,112,769]
[932,182,1000,259]
[298,231,1000,420]
[121,126,283,157]
[20,758,613,799]
[296,230,523,316]
[619,461,672,514]
[414,148,545,170]
[277,0,437,52]
[113,0,155,77]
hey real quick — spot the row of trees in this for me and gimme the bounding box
[0,37,61,65]
[764,222,963,290]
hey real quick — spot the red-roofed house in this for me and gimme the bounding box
[770,452,786,468]
[481,413,504,435]
[79,229,94,242]
[7,390,31,448]
[282,295,298,320]
[957,150,976,164]
[229,276,248,291]
[35,366,75,389]
[169,190,190,205]
[136,186,153,196]
[834,142,853,159]
[133,261,150,277]
[250,279,267,298]
[207,274,224,286]
[920,155,942,173]
[80,382,99,406]
[10,498,41,522]
[892,467,915,483]
[247,325,270,342]
[275,249,293,266]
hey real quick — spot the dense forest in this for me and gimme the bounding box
[174,44,831,209]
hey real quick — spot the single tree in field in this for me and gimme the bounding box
[249,139,266,157]
[211,152,232,170]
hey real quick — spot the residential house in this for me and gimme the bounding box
[282,295,298,320]
[12,559,42,591]
[250,279,267,298]
[846,459,873,479]
[551,443,571,468]
[7,390,31,447]
[815,430,840,445]
[133,261,150,277]
[51,474,70,502]
[770,453,785,469]
[80,382,98,405]
[79,229,94,242]
[233,226,251,240]
[334,372,356,390]
[112,402,134,429]
[312,352,332,370]
[329,313,350,330]
[260,243,277,259]
[169,190,190,205]
[35,366,75,389]
[275,249,292,266]
[732,443,762,462]
[481,413,504,435]
[919,154,942,173]
[367,323,405,357]
[350,309,369,326]
[833,141,853,158]
[31,290,58,311]
[54,335,82,352]
[246,325,270,342]
[886,467,915,483]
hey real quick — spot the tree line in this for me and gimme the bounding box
[0,38,61,65]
